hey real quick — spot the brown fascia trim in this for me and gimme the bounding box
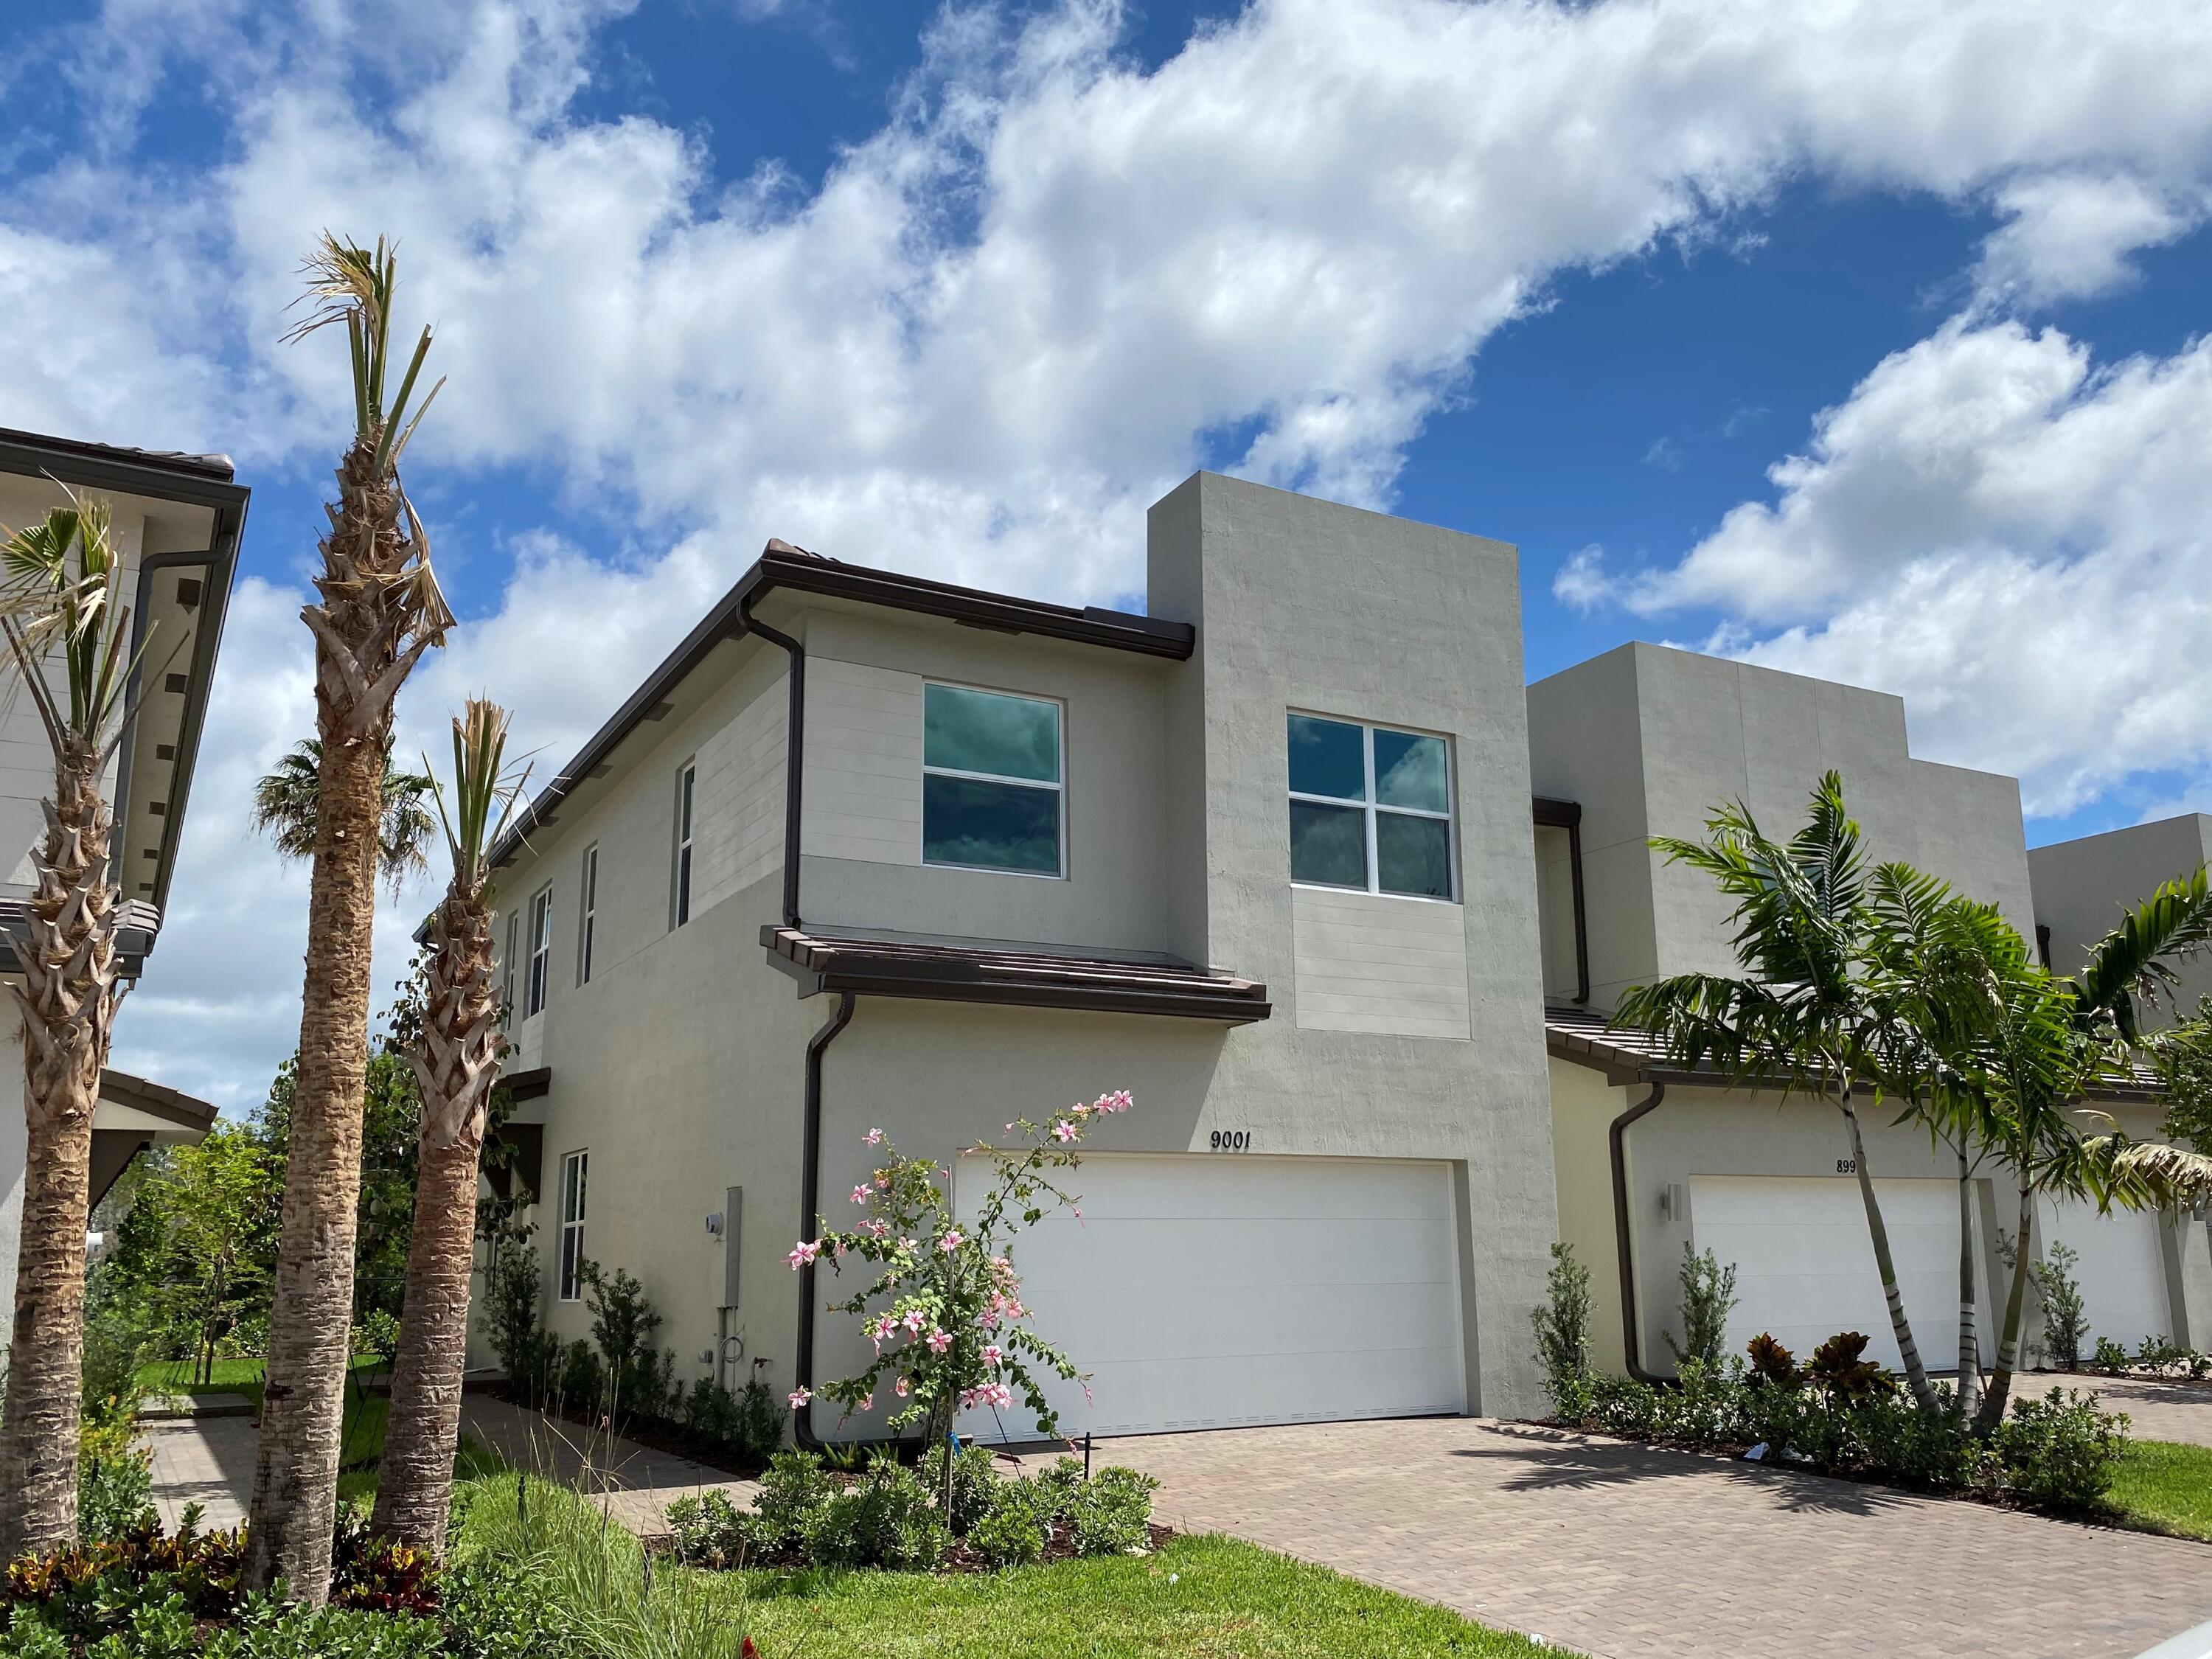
[98,1066,218,1133]
[762,925,1272,1025]
[0,428,248,506]
[490,546,1195,872]
[501,1066,552,1102]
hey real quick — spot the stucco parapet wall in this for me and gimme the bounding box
[1544,1004,2163,1103]
[762,925,1270,1023]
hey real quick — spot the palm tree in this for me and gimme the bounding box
[1612,773,1941,1411]
[372,700,524,1554]
[0,495,150,1557]
[251,739,436,898]
[246,234,453,1601]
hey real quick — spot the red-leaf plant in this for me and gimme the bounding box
[786,1092,1133,1489]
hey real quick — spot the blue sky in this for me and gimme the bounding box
[4,0,2212,1105]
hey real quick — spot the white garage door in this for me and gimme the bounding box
[956,1153,1464,1441]
[2039,1198,2171,1353]
[1690,1176,1987,1374]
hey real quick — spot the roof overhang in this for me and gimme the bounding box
[94,1066,219,1138]
[492,545,1194,871]
[764,925,1270,1024]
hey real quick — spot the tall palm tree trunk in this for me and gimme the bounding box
[1840,1090,1937,1412]
[1955,1152,1982,1421]
[0,752,118,1558]
[1975,1182,2037,1436]
[246,728,385,1593]
[373,886,500,1554]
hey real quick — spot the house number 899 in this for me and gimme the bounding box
[1210,1130,1253,1152]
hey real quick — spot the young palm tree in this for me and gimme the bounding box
[1612,773,1941,1411]
[251,738,436,898]
[372,700,524,1554]
[246,234,453,1601]
[0,496,149,1557]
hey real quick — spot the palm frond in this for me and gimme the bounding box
[2072,866,2212,1037]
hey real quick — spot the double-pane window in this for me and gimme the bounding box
[526,885,554,1017]
[557,1150,588,1301]
[922,684,1062,876]
[1287,713,1454,900]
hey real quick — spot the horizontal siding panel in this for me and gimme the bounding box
[1293,886,1470,1040]
[804,659,923,868]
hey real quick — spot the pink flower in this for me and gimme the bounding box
[785,1239,821,1268]
[939,1228,966,1253]
[788,1387,812,1408]
[902,1307,927,1335]
[1005,1122,1017,1133]
[851,1185,872,1205]
[1052,1120,1079,1143]
[982,1343,1004,1368]
[894,1376,911,1397]
[899,1237,918,1254]
[875,1173,891,1189]
[863,1127,885,1146]
[927,1326,952,1354]
[1095,1090,1132,1114]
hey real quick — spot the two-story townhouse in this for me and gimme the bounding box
[0,428,246,1315]
[484,471,1562,1439]
[1529,643,2212,1378]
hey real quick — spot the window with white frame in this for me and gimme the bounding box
[557,1149,588,1301]
[501,909,519,1026]
[577,844,598,985]
[672,762,696,926]
[526,883,554,1017]
[922,683,1063,876]
[1287,713,1455,900]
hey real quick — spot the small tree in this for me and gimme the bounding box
[793,1091,1133,1518]
[1530,1242,1592,1419]
[143,1126,275,1386]
[1664,1243,1739,1372]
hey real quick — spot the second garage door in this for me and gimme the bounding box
[2039,1197,2173,1354]
[956,1152,1465,1441]
[1690,1175,1987,1373]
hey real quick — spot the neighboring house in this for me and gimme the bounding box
[1530,644,2212,1377]
[2031,815,2212,1027]
[0,428,243,1316]
[484,471,1562,1437]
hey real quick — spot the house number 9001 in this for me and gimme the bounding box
[1209,1130,1253,1152]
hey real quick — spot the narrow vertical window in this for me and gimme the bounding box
[578,844,599,985]
[526,884,554,1017]
[673,762,696,926]
[557,1150,588,1301]
[501,910,519,1026]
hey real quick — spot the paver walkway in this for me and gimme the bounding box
[456,1396,757,1532]
[2084,1378,2212,1448]
[141,1414,256,1534]
[1102,1416,2212,1659]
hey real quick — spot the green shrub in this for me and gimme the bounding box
[2090,1336,2130,1377]
[1062,1466,1158,1557]
[663,1491,768,1570]
[581,1265,664,1419]
[966,1481,1048,1568]
[924,1441,1000,1536]
[1663,1244,1738,1371]
[1994,1388,2129,1511]
[554,1340,601,1416]
[751,1450,837,1553]
[799,1455,947,1571]
[76,1448,157,1543]
[1531,1241,1593,1421]
[2029,1240,2088,1370]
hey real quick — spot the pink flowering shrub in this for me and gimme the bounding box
[786,1091,1133,1443]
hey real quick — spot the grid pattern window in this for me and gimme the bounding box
[922,684,1063,876]
[1287,713,1455,900]
[672,762,696,926]
[526,884,554,1017]
[577,844,598,985]
[557,1150,588,1301]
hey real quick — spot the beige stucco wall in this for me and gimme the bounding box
[1528,643,2037,1012]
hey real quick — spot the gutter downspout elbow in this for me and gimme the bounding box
[737,590,805,931]
[1609,1080,1667,1385]
[793,991,856,1453]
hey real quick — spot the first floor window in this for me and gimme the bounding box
[922,682,1063,875]
[526,883,554,1017]
[558,1150,588,1301]
[1287,712,1455,900]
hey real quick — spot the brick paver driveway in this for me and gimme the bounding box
[1102,1417,2212,1659]
[2090,1379,2212,1448]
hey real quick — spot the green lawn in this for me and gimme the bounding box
[734,1534,1548,1658]
[2107,1439,2212,1543]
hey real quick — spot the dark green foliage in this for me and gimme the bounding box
[2090,1336,2131,1376]
[1805,1331,1893,1400]
[1991,1389,2131,1510]
[799,1455,949,1571]
[1745,1332,1798,1388]
[1060,1466,1158,1557]
[75,1450,156,1543]
[965,1481,1049,1568]
[752,1450,839,1554]
[553,1341,601,1416]
[1530,1242,1593,1420]
[661,1490,768,1570]
[925,1441,1001,1536]
[2030,1240,2089,1371]
[1663,1244,1738,1371]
